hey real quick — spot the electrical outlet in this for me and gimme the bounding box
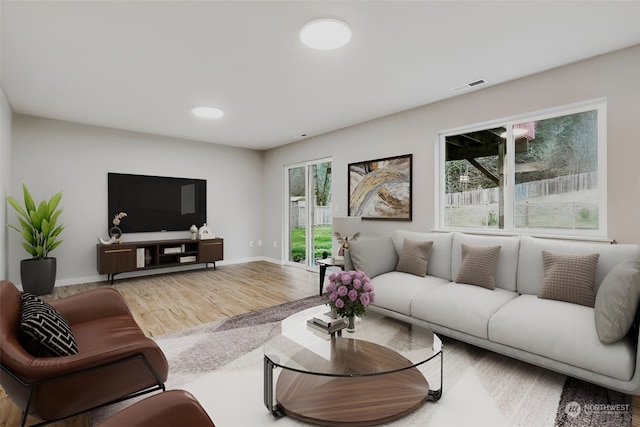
[273,241,277,248]
[258,240,263,246]
[250,241,254,247]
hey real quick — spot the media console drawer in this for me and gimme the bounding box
[97,245,137,274]
[198,239,224,263]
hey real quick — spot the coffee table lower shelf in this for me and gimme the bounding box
[276,367,429,426]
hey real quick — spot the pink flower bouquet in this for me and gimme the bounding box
[326,270,375,318]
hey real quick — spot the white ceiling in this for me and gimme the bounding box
[2,1,639,151]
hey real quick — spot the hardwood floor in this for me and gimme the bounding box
[1,261,318,427]
[2,260,638,426]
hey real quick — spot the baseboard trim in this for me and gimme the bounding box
[34,257,273,289]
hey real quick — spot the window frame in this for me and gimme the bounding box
[435,99,607,239]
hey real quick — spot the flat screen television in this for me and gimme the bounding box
[108,173,207,233]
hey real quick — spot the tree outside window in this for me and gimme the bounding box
[440,102,605,236]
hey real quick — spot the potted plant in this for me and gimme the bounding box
[6,182,65,295]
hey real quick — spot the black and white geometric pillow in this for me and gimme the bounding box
[19,293,79,357]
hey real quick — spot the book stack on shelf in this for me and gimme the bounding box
[306,312,347,334]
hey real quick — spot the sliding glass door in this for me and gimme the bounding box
[285,159,332,268]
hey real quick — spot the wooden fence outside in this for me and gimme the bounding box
[446,171,598,206]
[290,201,332,228]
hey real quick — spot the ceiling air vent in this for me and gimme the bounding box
[451,78,488,93]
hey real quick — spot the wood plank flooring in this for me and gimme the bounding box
[1,260,638,426]
[1,261,318,427]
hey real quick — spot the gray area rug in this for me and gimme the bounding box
[92,295,632,426]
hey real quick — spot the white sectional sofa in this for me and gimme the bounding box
[343,230,640,395]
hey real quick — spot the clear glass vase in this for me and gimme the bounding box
[346,315,356,333]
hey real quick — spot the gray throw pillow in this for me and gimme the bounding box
[396,239,433,277]
[538,251,600,307]
[594,256,640,344]
[455,244,501,289]
[348,237,398,278]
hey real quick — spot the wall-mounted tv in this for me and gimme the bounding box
[108,173,207,233]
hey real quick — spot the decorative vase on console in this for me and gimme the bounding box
[109,226,122,240]
[99,212,127,245]
[190,224,198,240]
[198,223,215,240]
[110,212,127,243]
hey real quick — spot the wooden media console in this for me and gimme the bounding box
[97,238,223,284]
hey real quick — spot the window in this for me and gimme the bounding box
[438,100,606,237]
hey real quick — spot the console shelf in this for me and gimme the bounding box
[97,238,223,284]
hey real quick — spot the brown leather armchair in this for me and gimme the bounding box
[96,390,215,427]
[0,280,169,427]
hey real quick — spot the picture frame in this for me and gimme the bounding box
[348,154,412,220]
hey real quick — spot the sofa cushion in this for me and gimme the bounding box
[489,295,636,381]
[411,283,518,339]
[538,251,599,307]
[393,230,453,280]
[370,271,448,315]
[19,293,79,357]
[451,233,520,292]
[595,256,640,344]
[455,244,501,289]
[517,235,640,295]
[395,239,433,277]
[348,237,399,278]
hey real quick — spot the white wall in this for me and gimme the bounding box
[8,116,264,286]
[1,88,12,279]
[262,45,640,260]
[6,45,640,285]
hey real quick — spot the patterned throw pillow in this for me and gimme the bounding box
[19,293,79,357]
[455,244,501,289]
[538,251,600,307]
[396,239,434,277]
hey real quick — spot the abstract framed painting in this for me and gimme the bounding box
[348,154,412,220]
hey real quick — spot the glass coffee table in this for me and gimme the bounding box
[264,305,442,426]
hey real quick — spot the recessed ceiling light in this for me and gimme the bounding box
[300,19,352,50]
[192,107,224,119]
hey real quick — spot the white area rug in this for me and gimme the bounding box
[165,340,563,427]
[91,296,631,426]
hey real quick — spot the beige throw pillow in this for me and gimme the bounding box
[594,256,640,344]
[538,251,600,307]
[395,239,434,277]
[455,244,501,290]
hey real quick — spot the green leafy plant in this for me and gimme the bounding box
[6,182,65,258]
[578,207,591,221]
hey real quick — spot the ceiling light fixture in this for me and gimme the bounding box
[192,106,224,119]
[300,19,352,50]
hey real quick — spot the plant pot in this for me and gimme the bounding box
[20,257,57,295]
